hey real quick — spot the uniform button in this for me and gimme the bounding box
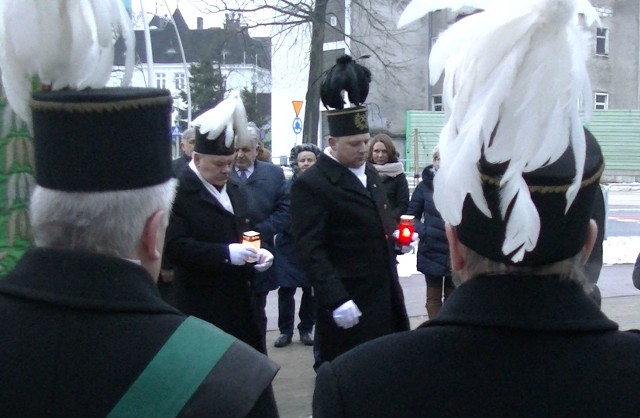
[247,281,251,287]
[373,184,377,188]
[385,234,389,240]
[384,204,388,210]
[245,218,250,224]
[225,258,230,264]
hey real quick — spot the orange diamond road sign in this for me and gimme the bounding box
[292,100,303,117]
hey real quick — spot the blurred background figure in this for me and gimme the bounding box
[256,140,272,162]
[171,127,196,178]
[368,134,409,223]
[407,146,454,319]
[273,144,322,348]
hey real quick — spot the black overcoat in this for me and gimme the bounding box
[165,169,265,353]
[314,274,640,417]
[291,154,409,362]
[0,248,279,417]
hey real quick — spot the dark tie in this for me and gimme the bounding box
[239,169,248,182]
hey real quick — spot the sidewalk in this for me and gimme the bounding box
[264,263,640,418]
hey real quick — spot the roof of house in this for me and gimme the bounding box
[115,8,271,70]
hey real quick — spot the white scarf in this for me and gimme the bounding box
[189,159,234,214]
[373,161,404,178]
[324,146,367,188]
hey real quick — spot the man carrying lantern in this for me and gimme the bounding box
[290,55,413,369]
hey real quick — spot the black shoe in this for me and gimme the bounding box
[300,331,314,346]
[274,333,292,348]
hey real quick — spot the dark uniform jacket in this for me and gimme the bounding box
[165,168,265,353]
[230,160,288,293]
[0,248,279,418]
[291,153,410,363]
[314,274,640,417]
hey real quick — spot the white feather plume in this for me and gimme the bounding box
[398,0,601,29]
[398,0,495,29]
[191,90,250,149]
[0,0,134,125]
[403,0,598,262]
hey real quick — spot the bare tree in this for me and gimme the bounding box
[201,0,413,143]
[302,0,327,143]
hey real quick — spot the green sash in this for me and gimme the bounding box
[107,316,235,418]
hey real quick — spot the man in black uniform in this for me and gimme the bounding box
[291,55,411,369]
[166,93,275,355]
[0,88,279,417]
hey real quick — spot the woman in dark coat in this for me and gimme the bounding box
[368,134,409,223]
[273,144,322,348]
[407,147,455,319]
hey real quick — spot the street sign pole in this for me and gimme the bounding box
[292,100,303,144]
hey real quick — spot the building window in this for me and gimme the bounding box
[594,92,608,110]
[175,73,186,90]
[156,73,166,89]
[596,28,609,56]
[432,95,443,112]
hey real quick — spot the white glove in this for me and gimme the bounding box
[332,300,362,329]
[228,243,257,266]
[254,248,274,272]
[392,230,419,254]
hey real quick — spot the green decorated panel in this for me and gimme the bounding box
[0,96,35,274]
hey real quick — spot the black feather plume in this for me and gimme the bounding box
[320,55,372,110]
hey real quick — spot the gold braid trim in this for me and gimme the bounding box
[327,107,367,117]
[29,96,172,113]
[480,162,605,194]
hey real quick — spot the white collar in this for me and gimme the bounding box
[189,159,234,214]
[324,147,367,187]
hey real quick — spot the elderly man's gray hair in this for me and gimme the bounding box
[459,247,593,293]
[181,127,196,144]
[246,124,260,146]
[30,179,177,258]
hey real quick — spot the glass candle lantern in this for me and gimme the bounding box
[242,231,261,263]
[397,215,415,246]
